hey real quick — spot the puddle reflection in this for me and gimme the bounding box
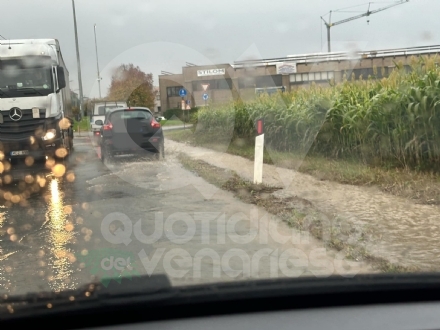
[44,177,77,292]
[0,207,11,292]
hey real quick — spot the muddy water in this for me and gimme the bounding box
[166,139,440,271]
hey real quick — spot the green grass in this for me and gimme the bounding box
[165,129,440,205]
[73,117,90,132]
[161,119,185,126]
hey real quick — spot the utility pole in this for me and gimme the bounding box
[94,24,102,99]
[72,0,84,118]
[321,0,409,53]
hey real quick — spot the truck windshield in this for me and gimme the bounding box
[0,67,53,96]
[95,105,123,115]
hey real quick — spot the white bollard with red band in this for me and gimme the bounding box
[254,118,264,184]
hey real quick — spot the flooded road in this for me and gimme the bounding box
[0,133,374,296]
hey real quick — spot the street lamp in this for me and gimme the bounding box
[72,0,84,118]
[94,24,102,99]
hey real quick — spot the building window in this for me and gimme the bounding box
[166,86,182,97]
[216,78,232,89]
[255,75,282,88]
[238,77,256,88]
[290,71,334,84]
[349,67,390,80]
[255,86,285,96]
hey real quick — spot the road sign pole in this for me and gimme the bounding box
[182,97,185,129]
[179,88,188,128]
[202,93,209,106]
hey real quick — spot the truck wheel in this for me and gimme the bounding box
[69,129,74,150]
[62,135,71,159]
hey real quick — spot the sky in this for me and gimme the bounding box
[1,0,439,99]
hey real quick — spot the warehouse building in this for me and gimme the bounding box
[158,45,440,112]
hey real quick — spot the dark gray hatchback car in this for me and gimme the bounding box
[96,107,164,161]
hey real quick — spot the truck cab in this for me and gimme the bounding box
[0,39,74,178]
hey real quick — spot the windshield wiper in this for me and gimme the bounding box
[0,89,10,97]
[3,273,440,328]
[15,87,43,96]
[0,274,174,320]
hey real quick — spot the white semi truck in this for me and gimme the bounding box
[0,39,74,173]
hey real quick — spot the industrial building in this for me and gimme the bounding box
[158,45,440,112]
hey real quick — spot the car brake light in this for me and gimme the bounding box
[151,119,160,128]
[103,123,113,131]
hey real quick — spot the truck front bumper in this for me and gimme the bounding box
[2,137,64,162]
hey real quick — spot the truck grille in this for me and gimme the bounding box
[0,109,48,140]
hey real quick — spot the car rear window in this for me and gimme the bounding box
[109,110,152,121]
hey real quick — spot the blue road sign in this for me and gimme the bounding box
[203,93,209,100]
[179,88,187,97]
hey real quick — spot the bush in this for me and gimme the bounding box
[163,107,200,122]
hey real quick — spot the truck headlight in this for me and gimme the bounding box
[43,129,56,141]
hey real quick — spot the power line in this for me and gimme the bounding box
[332,2,371,12]
[331,1,405,13]
[0,34,7,40]
[334,10,368,13]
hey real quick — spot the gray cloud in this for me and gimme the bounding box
[1,0,438,98]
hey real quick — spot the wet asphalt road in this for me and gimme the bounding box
[0,133,268,295]
[0,132,366,296]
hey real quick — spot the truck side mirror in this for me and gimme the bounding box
[57,67,66,91]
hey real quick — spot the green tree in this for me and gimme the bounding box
[107,64,155,109]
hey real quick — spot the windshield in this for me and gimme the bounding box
[0,66,53,96]
[110,110,152,121]
[1,0,439,321]
[95,105,124,115]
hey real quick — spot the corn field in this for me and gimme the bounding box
[193,56,440,170]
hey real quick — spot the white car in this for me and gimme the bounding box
[155,116,166,122]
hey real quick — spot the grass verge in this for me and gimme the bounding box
[161,119,185,127]
[178,154,418,273]
[165,129,440,206]
[73,117,90,132]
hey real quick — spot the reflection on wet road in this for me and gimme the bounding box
[44,178,77,292]
[0,208,11,291]
[0,149,81,294]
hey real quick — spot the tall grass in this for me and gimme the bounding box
[192,56,440,171]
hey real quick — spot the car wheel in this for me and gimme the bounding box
[101,145,111,163]
[155,142,164,160]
